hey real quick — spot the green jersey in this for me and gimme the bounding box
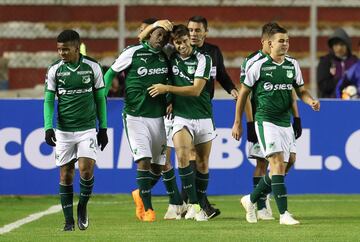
[243,55,304,126]
[171,49,212,119]
[45,55,105,131]
[111,42,168,118]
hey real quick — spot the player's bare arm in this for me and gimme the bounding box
[148,78,206,97]
[295,86,320,111]
[232,83,251,141]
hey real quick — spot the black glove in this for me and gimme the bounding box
[246,122,258,143]
[45,129,56,146]
[97,128,108,151]
[293,117,302,139]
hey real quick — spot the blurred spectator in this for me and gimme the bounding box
[317,28,357,98]
[336,40,360,99]
[103,66,124,97]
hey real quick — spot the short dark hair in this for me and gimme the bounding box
[57,29,80,44]
[142,18,158,25]
[188,15,208,31]
[268,24,287,38]
[261,22,281,38]
[171,24,189,40]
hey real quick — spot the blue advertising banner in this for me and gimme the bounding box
[0,99,359,195]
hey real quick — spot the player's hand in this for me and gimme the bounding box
[230,88,239,100]
[153,20,173,32]
[166,104,174,119]
[45,129,56,146]
[246,122,258,143]
[148,84,168,97]
[97,128,108,151]
[292,117,302,139]
[311,100,320,111]
[232,122,243,141]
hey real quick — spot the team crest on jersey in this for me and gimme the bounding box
[82,75,91,84]
[187,66,195,75]
[286,70,294,79]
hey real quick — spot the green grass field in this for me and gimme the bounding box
[1,194,359,241]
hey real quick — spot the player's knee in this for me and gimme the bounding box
[196,160,209,173]
[150,163,162,174]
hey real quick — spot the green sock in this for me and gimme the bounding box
[162,168,183,205]
[272,175,287,214]
[196,171,209,208]
[250,174,272,204]
[136,170,153,211]
[79,176,94,208]
[59,184,74,224]
[179,165,198,204]
[149,170,161,189]
[253,176,266,210]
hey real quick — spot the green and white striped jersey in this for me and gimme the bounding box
[171,49,212,119]
[45,55,104,131]
[243,55,304,126]
[111,42,169,118]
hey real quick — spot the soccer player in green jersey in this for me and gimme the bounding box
[104,26,171,222]
[148,24,215,221]
[43,30,108,231]
[232,25,320,225]
[240,22,302,221]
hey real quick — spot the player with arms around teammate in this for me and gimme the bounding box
[104,26,170,222]
[240,22,302,221]
[232,25,320,225]
[44,30,108,231]
[148,24,214,221]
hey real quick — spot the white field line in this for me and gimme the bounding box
[1,196,359,234]
[0,205,61,235]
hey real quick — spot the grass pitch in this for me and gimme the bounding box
[1,194,359,241]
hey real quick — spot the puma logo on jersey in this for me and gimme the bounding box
[58,79,65,85]
[265,72,273,78]
[140,58,148,63]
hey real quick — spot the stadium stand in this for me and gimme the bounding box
[0,1,359,97]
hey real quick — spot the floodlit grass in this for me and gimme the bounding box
[1,194,360,241]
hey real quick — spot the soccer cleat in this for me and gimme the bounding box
[164,204,181,220]
[77,204,89,230]
[185,204,201,220]
[132,189,145,220]
[280,211,300,225]
[240,195,257,223]
[194,209,208,222]
[265,194,273,216]
[179,202,188,218]
[63,220,75,231]
[257,208,275,220]
[203,196,221,219]
[143,209,156,222]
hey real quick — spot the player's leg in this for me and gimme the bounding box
[56,130,77,231]
[77,157,95,230]
[253,157,274,220]
[286,152,296,175]
[173,127,205,221]
[162,149,185,220]
[123,114,154,221]
[76,129,97,230]
[194,140,215,219]
[59,161,76,231]
[192,118,217,220]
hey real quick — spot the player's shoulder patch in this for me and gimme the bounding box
[48,59,62,69]
[82,55,99,65]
